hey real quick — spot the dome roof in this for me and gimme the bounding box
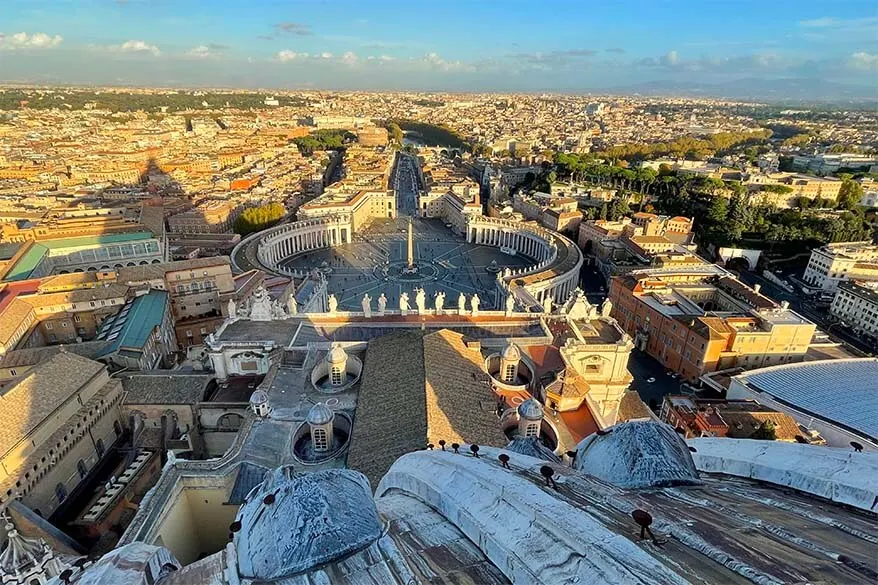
[505,437,561,463]
[574,421,701,489]
[234,467,382,580]
[307,403,334,425]
[0,519,46,575]
[249,390,269,405]
[501,343,521,362]
[517,398,543,421]
[326,344,348,365]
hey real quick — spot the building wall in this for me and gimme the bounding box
[151,485,238,566]
[0,376,125,518]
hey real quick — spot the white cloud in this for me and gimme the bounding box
[276,50,304,62]
[188,45,210,58]
[341,51,358,65]
[0,31,63,50]
[111,40,161,56]
[662,50,679,66]
[849,52,878,70]
[319,52,333,59]
[419,52,475,72]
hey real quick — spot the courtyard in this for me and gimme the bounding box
[280,218,535,311]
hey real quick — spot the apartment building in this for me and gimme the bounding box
[802,241,878,292]
[830,280,878,339]
[578,218,639,251]
[116,257,236,347]
[659,395,800,441]
[167,200,244,234]
[747,173,843,207]
[609,268,816,381]
[630,212,694,244]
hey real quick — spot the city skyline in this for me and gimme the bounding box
[0,0,876,97]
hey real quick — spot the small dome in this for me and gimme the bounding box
[501,342,521,362]
[504,437,562,463]
[307,403,334,425]
[325,343,348,365]
[234,467,381,580]
[249,390,269,405]
[518,398,543,421]
[574,421,701,489]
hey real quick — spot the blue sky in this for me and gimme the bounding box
[0,0,876,91]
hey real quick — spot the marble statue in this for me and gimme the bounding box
[458,292,467,314]
[377,293,387,316]
[399,292,410,314]
[328,294,338,314]
[600,297,613,318]
[415,288,426,314]
[505,293,515,317]
[435,291,445,313]
[228,298,237,319]
[542,295,553,314]
[271,299,286,320]
[361,293,372,318]
[287,294,297,316]
[249,286,274,321]
[471,293,480,317]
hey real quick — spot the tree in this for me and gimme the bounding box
[600,202,608,221]
[234,202,286,235]
[836,178,864,210]
[752,421,777,441]
[384,121,403,145]
[546,170,557,184]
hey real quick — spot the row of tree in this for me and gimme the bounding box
[0,90,309,113]
[234,203,286,236]
[292,129,353,154]
[595,130,773,162]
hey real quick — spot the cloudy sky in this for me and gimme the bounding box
[0,0,875,92]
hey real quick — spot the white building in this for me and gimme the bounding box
[802,241,878,293]
[830,280,878,338]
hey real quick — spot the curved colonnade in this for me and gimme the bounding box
[233,213,582,308]
[467,216,582,307]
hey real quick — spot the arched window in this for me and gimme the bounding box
[525,423,539,438]
[114,421,123,436]
[218,413,243,431]
[96,438,105,457]
[504,364,516,383]
[77,459,88,479]
[55,483,67,503]
[313,428,328,451]
[330,366,343,386]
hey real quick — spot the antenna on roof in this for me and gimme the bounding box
[438,440,446,451]
[851,441,864,452]
[469,444,480,458]
[498,453,511,469]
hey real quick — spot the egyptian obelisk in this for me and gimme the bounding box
[407,217,415,269]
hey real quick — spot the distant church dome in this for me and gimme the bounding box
[307,403,334,426]
[501,343,521,362]
[326,344,348,365]
[249,390,269,406]
[517,398,543,421]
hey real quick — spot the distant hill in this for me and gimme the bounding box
[611,78,877,103]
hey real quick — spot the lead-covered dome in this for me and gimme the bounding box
[574,421,700,489]
[307,403,334,425]
[249,390,269,405]
[517,398,543,421]
[326,343,348,365]
[234,467,381,580]
[501,342,521,361]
